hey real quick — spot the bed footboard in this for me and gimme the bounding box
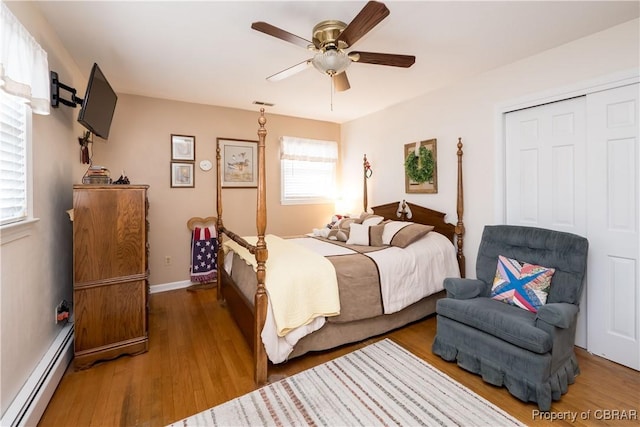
[216,110,269,385]
[219,268,254,346]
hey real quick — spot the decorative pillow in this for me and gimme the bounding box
[382,221,434,248]
[382,221,409,244]
[327,217,359,242]
[346,223,386,246]
[490,255,555,313]
[359,213,384,226]
[369,223,387,246]
[326,214,349,229]
[312,227,331,238]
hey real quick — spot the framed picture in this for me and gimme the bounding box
[171,162,194,188]
[171,134,195,161]
[404,138,438,194]
[217,138,258,188]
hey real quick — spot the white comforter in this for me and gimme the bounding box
[225,231,460,363]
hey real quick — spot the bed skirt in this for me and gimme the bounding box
[226,251,445,362]
[289,290,444,359]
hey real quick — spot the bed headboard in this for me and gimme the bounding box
[365,138,465,277]
[371,201,456,243]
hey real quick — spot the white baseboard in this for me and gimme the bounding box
[149,280,191,294]
[1,322,74,427]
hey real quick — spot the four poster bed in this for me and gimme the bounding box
[215,109,465,384]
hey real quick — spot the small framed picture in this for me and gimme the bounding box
[171,162,194,188]
[171,134,195,161]
[217,138,258,188]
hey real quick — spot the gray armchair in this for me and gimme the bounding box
[432,225,588,411]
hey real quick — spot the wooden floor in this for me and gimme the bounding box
[39,288,640,426]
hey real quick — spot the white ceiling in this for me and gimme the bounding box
[33,1,639,124]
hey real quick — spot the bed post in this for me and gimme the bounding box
[455,138,466,278]
[363,154,368,212]
[216,138,224,301]
[254,109,269,385]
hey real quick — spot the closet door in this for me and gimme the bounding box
[505,97,588,346]
[505,97,587,231]
[586,83,639,370]
[505,84,640,369]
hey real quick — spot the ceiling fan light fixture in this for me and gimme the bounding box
[312,48,351,76]
[252,1,411,90]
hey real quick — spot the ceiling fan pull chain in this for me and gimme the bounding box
[330,75,334,111]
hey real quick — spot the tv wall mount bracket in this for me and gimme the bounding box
[50,70,83,108]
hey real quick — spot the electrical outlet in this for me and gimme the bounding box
[165,256,171,265]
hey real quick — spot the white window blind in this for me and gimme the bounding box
[280,136,338,205]
[0,91,28,225]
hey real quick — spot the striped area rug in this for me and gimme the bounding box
[170,339,524,426]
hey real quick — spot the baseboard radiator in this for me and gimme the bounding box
[0,281,199,425]
[1,322,74,427]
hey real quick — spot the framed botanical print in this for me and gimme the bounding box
[170,162,194,188]
[171,134,195,161]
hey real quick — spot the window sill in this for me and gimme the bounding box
[0,218,40,245]
[281,198,334,206]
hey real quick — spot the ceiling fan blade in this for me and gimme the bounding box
[336,1,390,47]
[333,72,350,92]
[251,21,311,49]
[349,51,415,68]
[267,59,312,82]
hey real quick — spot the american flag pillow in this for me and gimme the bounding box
[490,255,555,313]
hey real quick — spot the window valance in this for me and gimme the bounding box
[280,136,338,163]
[1,1,50,115]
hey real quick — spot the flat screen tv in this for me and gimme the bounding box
[77,63,117,139]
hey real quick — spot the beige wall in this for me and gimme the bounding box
[0,1,89,416]
[96,95,340,287]
[1,2,340,414]
[2,1,637,420]
[341,18,639,278]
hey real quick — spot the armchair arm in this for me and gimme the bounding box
[535,303,579,329]
[443,278,489,300]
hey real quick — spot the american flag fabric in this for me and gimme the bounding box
[490,255,555,313]
[190,226,217,283]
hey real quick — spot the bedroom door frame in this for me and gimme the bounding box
[494,68,639,362]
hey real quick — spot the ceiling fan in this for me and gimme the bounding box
[251,1,415,92]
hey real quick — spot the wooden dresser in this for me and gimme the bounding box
[72,184,149,369]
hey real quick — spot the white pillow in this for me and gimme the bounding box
[346,223,371,245]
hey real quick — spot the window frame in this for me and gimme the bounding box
[0,91,38,245]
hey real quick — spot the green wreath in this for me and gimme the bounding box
[405,146,434,183]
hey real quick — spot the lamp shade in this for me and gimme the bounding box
[312,49,351,76]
